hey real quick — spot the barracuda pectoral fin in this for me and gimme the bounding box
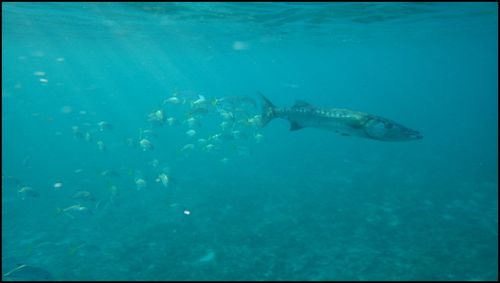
[289,121,304,131]
[335,130,351,136]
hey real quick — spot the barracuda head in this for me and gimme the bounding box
[364,117,423,142]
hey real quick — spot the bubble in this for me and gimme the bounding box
[232,41,249,51]
[60,106,72,114]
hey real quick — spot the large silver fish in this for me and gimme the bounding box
[259,93,422,141]
[2,261,53,281]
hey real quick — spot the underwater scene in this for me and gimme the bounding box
[2,2,498,281]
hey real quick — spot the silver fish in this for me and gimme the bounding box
[2,263,53,281]
[259,93,422,142]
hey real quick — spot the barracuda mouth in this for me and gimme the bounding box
[407,131,423,140]
[364,117,422,141]
[387,126,423,141]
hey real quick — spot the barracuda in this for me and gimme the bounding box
[259,93,422,142]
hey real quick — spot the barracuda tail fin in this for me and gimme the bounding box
[258,92,276,127]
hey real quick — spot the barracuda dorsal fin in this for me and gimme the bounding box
[289,121,304,131]
[293,100,312,108]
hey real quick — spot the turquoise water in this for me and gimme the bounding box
[2,2,498,281]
